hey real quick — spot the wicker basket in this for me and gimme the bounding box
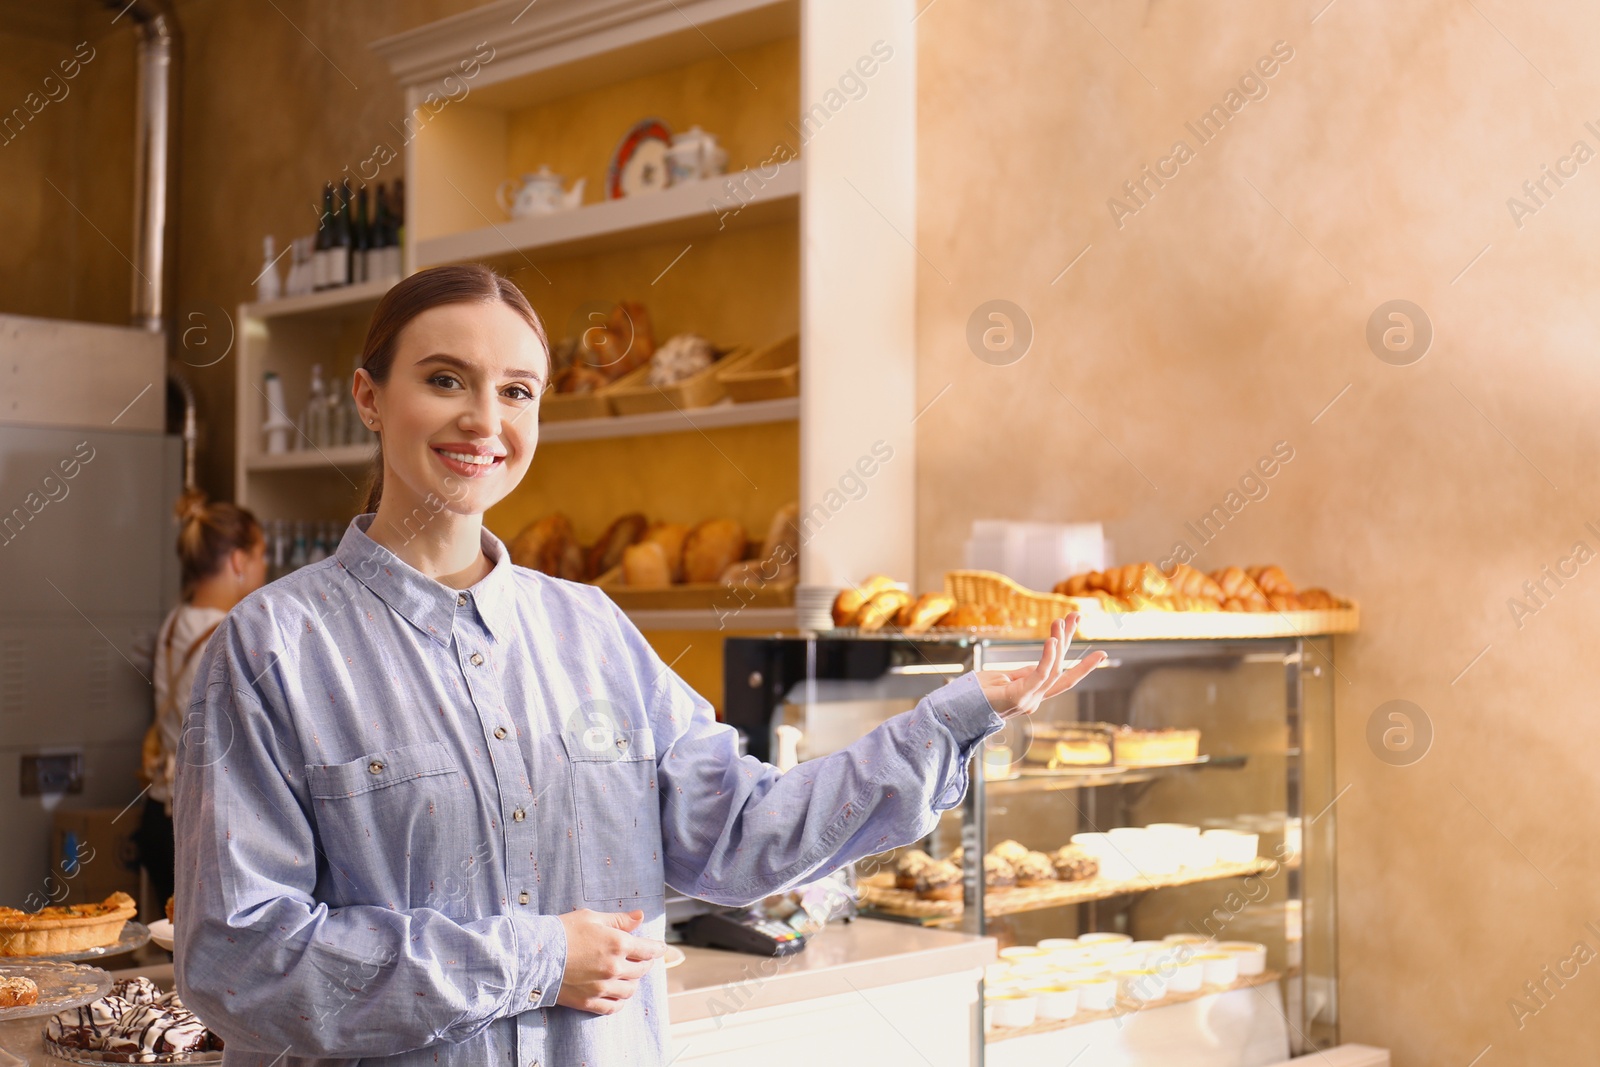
[607,346,749,416]
[943,568,1360,640]
[539,376,627,422]
[943,569,1080,637]
[716,334,798,402]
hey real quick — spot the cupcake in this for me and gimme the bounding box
[984,853,1017,892]
[1013,850,1057,887]
[1051,845,1100,882]
[915,858,963,901]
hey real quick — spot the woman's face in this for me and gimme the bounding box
[358,300,546,518]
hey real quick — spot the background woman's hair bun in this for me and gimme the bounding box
[175,487,210,525]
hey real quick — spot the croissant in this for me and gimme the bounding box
[1268,592,1302,612]
[1210,566,1270,609]
[899,593,957,634]
[1055,573,1095,596]
[831,574,898,626]
[938,603,985,629]
[1298,588,1339,610]
[855,589,912,632]
[1157,594,1220,612]
[1166,564,1225,602]
[1247,565,1296,597]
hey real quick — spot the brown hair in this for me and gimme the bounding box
[357,264,549,513]
[174,489,262,596]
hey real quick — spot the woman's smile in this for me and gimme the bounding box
[432,442,508,478]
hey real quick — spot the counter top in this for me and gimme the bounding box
[0,918,993,1058]
[665,916,994,1023]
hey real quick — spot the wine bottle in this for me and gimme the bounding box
[391,177,405,277]
[330,180,352,288]
[302,363,329,448]
[314,181,335,290]
[353,185,370,285]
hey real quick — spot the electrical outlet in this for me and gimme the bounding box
[21,752,83,795]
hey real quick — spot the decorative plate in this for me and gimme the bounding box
[33,922,151,963]
[0,959,113,1021]
[607,118,673,199]
[147,920,174,953]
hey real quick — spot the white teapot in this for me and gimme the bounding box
[666,126,728,184]
[497,166,585,218]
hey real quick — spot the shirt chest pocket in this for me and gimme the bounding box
[560,727,664,903]
[305,742,468,899]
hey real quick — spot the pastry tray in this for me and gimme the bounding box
[30,922,150,963]
[0,960,112,1021]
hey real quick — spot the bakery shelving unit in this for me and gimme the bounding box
[370,0,920,706]
[234,279,397,521]
[722,632,1341,1065]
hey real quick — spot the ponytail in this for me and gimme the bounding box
[174,488,262,596]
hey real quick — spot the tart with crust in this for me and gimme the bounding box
[0,891,136,957]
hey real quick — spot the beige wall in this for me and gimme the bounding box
[6,0,1595,1063]
[915,2,1600,1065]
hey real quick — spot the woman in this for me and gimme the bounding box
[173,265,1106,1066]
[137,489,265,914]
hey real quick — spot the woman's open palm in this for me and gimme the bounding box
[976,615,1106,719]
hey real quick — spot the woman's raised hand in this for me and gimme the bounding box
[555,908,666,1015]
[975,615,1107,720]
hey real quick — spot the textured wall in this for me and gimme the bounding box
[914,2,1600,1064]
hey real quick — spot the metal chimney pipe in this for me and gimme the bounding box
[117,0,181,336]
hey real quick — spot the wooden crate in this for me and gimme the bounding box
[716,334,798,402]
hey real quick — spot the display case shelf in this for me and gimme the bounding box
[858,858,1278,928]
[247,443,377,472]
[413,163,801,269]
[986,969,1285,1043]
[983,755,1247,796]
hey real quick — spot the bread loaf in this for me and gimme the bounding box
[682,519,747,583]
[622,542,672,588]
[586,513,648,578]
[641,522,690,582]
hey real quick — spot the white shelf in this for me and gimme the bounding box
[541,397,797,442]
[247,444,377,472]
[243,277,399,321]
[414,163,801,269]
[626,607,796,631]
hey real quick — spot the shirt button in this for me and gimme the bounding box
[470,652,484,666]
[457,593,467,606]
[367,761,384,774]
[519,891,530,905]
[615,736,629,751]
[512,808,525,822]
[494,726,508,740]
[529,989,541,1002]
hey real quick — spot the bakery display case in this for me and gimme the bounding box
[723,632,1339,1066]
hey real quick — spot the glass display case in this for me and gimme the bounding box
[723,632,1339,1066]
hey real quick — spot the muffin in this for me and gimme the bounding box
[915,859,963,901]
[1013,850,1057,887]
[894,849,935,890]
[1051,844,1100,882]
[990,839,1032,865]
[984,854,1017,892]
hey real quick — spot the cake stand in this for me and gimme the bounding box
[0,959,114,1067]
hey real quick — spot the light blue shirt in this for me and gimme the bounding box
[173,513,1003,1067]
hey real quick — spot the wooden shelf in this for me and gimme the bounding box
[542,396,796,442]
[859,859,1278,928]
[413,163,801,269]
[247,444,377,472]
[983,756,1248,795]
[627,607,796,631]
[242,277,398,321]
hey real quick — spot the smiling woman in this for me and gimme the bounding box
[172,263,1103,1067]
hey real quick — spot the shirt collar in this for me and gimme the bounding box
[335,513,517,646]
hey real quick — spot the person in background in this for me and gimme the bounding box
[135,489,266,915]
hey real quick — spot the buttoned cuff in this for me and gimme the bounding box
[508,912,568,1011]
[923,671,1005,810]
